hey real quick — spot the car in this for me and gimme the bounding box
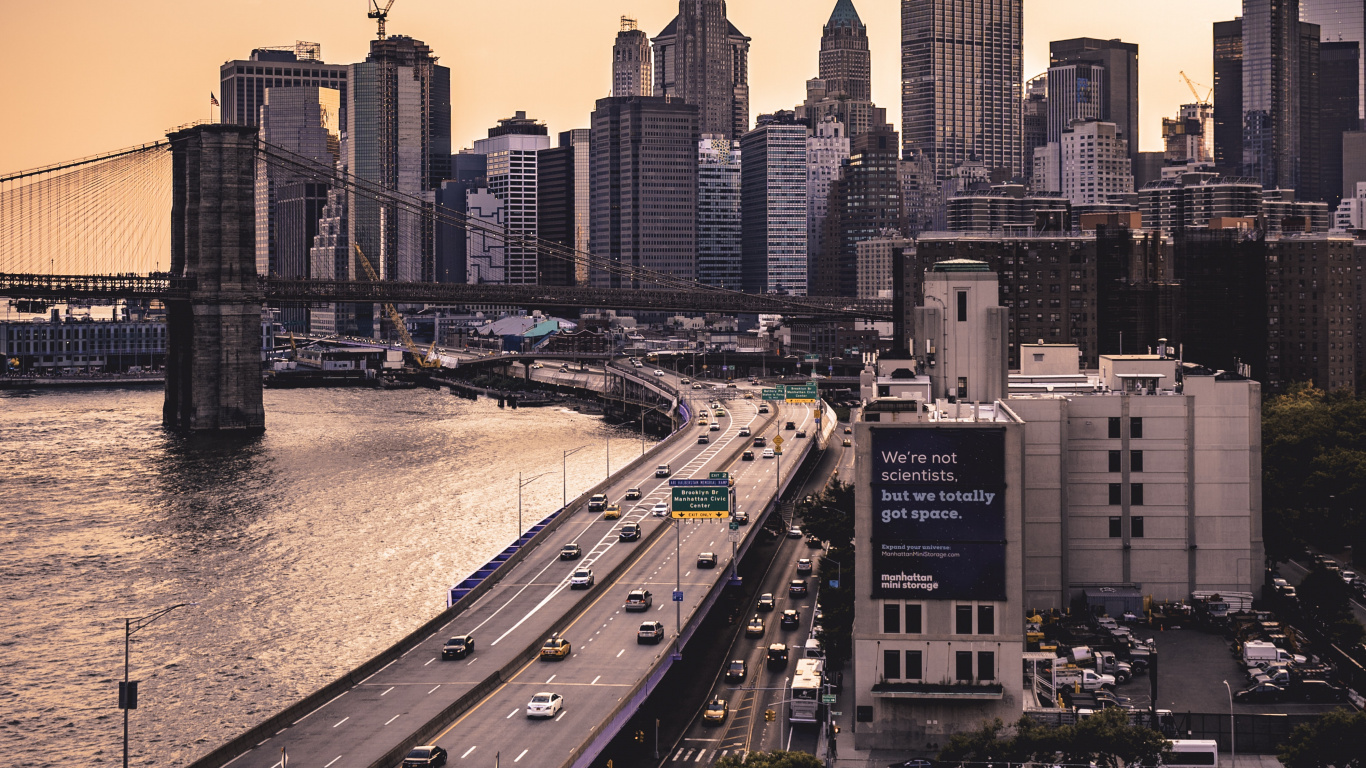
[788,527,803,539]
[1295,680,1346,702]
[651,502,668,517]
[602,502,623,519]
[1343,570,1360,585]
[726,383,737,388]
[739,427,751,436]
[789,579,808,597]
[402,746,449,767]
[795,430,807,439]
[441,635,474,660]
[743,392,753,399]
[655,370,665,376]
[693,383,703,389]
[570,568,594,589]
[588,493,608,513]
[710,422,720,432]
[759,405,770,414]
[844,427,852,434]
[698,434,710,444]
[757,593,776,612]
[697,552,718,568]
[742,450,755,461]
[805,535,823,549]
[888,761,933,768]
[625,589,653,611]
[842,438,851,447]
[785,421,796,430]
[638,620,666,644]
[526,692,564,718]
[1234,682,1285,703]
[620,522,642,541]
[559,543,582,560]
[763,448,775,459]
[624,487,641,500]
[540,636,572,661]
[780,609,801,629]
[733,511,749,525]
[753,436,767,448]
[702,698,729,724]
[766,643,790,669]
[796,558,813,574]
[681,377,691,384]
[725,659,747,683]
[745,616,766,637]
[715,409,726,418]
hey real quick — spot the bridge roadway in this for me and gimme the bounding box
[222,381,817,768]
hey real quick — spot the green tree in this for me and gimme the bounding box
[1279,709,1366,768]
[937,718,1028,763]
[1298,567,1366,647]
[714,750,823,768]
[938,711,1168,768]
[799,480,856,668]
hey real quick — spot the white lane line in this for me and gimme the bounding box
[673,749,686,760]
[507,709,519,719]
[324,757,342,768]
[592,675,602,685]
[357,659,396,685]
[616,649,625,658]
[695,749,707,762]
[380,686,394,696]
[290,690,348,726]
[547,674,557,683]
[425,658,436,666]
[332,716,349,728]
[467,658,477,665]
[556,710,567,721]
[428,685,442,694]
[385,714,401,725]
[515,749,529,762]
[658,604,664,611]
[462,746,478,758]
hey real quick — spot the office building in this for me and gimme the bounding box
[308,186,348,335]
[1139,173,1265,230]
[795,0,888,137]
[1235,0,1321,199]
[900,150,941,236]
[1346,131,1366,197]
[1265,234,1361,390]
[1060,121,1135,206]
[219,42,348,129]
[435,151,488,285]
[538,130,591,287]
[1050,38,1140,164]
[1300,0,1366,121]
[1334,181,1366,229]
[1022,76,1049,190]
[1321,41,1362,207]
[1162,103,1215,164]
[1046,63,1107,146]
[652,0,751,139]
[473,112,552,285]
[0,317,168,373]
[741,113,809,295]
[589,96,700,289]
[856,231,913,299]
[813,124,901,297]
[945,185,1071,234]
[465,188,506,284]
[807,117,851,289]
[697,134,743,291]
[901,0,1023,181]
[613,17,652,98]
[1213,19,1245,175]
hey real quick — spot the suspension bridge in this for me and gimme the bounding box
[1,123,894,432]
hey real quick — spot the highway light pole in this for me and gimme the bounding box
[563,444,587,508]
[122,602,195,768]
[518,471,551,536]
[1223,679,1235,765]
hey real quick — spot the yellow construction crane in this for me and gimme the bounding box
[288,331,299,357]
[368,0,396,40]
[352,243,441,369]
[1179,71,1213,106]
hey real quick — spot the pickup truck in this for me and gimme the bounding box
[588,494,608,513]
[1055,667,1116,692]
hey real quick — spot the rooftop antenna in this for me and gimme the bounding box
[368,0,396,40]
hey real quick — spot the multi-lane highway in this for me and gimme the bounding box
[222,374,818,768]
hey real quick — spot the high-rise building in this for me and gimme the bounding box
[1060,121,1135,206]
[1162,103,1215,163]
[807,117,851,290]
[308,185,348,336]
[1300,0,1366,121]
[1322,41,1362,206]
[537,130,590,287]
[1214,19,1245,174]
[612,16,652,98]
[901,0,1023,181]
[473,112,551,285]
[652,0,751,139]
[1022,75,1049,190]
[345,35,451,335]
[1238,0,1319,197]
[465,188,505,284]
[1046,63,1108,145]
[219,42,348,129]
[434,152,488,285]
[814,124,902,297]
[740,113,809,295]
[697,135,743,291]
[589,96,700,289]
[1050,38,1140,164]
[795,0,887,137]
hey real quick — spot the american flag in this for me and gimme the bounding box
[210,92,219,107]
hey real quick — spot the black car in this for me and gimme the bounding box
[733,511,749,525]
[1296,680,1346,702]
[780,609,800,629]
[766,643,789,669]
[725,659,747,683]
[785,421,796,430]
[742,450,755,461]
[756,593,776,611]
[698,552,718,568]
[441,635,474,660]
[403,746,448,767]
[795,430,806,439]
[789,579,808,597]
[1234,682,1285,703]
[805,535,823,549]
[619,522,641,541]
[559,543,582,560]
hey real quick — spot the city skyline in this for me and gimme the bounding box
[2,0,1240,172]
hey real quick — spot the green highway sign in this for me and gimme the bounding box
[671,486,730,519]
[821,694,837,704]
[709,471,729,480]
[804,354,820,362]
[729,520,740,530]
[785,382,818,403]
[761,388,784,400]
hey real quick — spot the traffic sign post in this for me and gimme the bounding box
[761,387,784,400]
[821,694,837,704]
[784,382,818,403]
[671,485,729,519]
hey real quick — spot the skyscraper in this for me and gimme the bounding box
[1060,121,1135,205]
[473,112,551,285]
[219,42,348,129]
[1239,0,1317,196]
[697,135,743,291]
[741,113,809,295]
[1214,19,1245,174]
[434,151,487,284]
[538,129,591,287]
[1022,75,1049,190]
[807,117,850,289]
[652,0,751,139]
[796,0,888,137]
[813,124,901,298]
[1300,0,1366,121]
[613,17,652,98]
[1046,63,1108,146]
[589,96,700,289]
[1321,41,1361,206]
[1050,38,1141,164]
[901,0,1023,181]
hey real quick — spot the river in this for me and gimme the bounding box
[0,385,651,766]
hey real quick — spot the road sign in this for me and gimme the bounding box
[671,486,729,518]
[829,580,840,588]
[821,694,837,704]
[784,382,818,403]
[729,520,740,530]
[709,471,729,480]
[772,435,784,446]
[804,354,820,362]
[761,388,784,400]
[669,478,727,487]
[672,590,684,602]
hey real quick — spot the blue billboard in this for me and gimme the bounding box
[872,541,1007,601]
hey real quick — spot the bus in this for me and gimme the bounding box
[1163,740,1218,768]
[789,657,824,724]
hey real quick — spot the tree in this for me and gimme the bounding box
[799,480,856,668]
[937,718,1026,763]
[714,750,823,768]
[1279,709,1366,768]
[1298,566,1366,647]
[938,711,1168,768]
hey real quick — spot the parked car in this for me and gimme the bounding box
[1295,680,1347,702]
[1234,682,1286,703]
[441,635,474,660]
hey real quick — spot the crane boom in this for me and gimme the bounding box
[367,0,397,40]
[1179,71,1212,105]
[352,244,441,368]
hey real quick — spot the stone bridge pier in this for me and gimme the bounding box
[163,124,266,433]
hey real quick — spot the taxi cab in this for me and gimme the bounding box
[603,503,622,520]
[702,698,729,725]
[539,635,571,661]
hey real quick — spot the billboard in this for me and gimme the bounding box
[869,427,1007,600]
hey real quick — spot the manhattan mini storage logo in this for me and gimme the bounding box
[879,571,941,592]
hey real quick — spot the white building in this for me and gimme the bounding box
[855,231,912,299]
[1059,120,1133,206]
[465,189,506,284]
[472,113,552,285]
[1333,181,1366,231]
[807,116,850,273]
[740,118,809,295]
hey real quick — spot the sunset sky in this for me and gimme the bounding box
[0,0,1243,172]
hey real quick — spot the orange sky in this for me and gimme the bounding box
[0,0,1241,172]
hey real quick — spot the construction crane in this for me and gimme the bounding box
[1179,71,1213,106]
[352,243,442,369]
[368,0,396,40]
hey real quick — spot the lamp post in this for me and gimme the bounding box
[563,445,588,508]
[518,471,551,536]
[1223,679,1235,766]
[122,602,196,768]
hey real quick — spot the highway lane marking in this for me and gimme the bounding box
[332,717,349,728]
[616,649,624,658]
[467,658,477,665]
[556,710,566,721]
[324,757,342,768]
[357,659,396,685]
[290,690,347,726]
[429,685,442,694]
[507,709,519,718]
[591,675,601,685]
[380,686,394,696]
[461,746,477,759]
[546,674,556,683]
[425,658,436,666]
[515,749,529,762]
[385,714,401,725]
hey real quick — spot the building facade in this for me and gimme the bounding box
[434,151,488,285]
[612,17,653,98]
[740,115,809,295]
[1213,19,1245,175]
[1300,0,1366,121]
[814,125,902,297]
[0,317,167,373]
[652,0,750,139]
[807,117,851,290]
[1236,0,1321,199]
[1321,40,1361,208]
[1059,121,1135,206]
[219,42,348,129]
[1049,37,1140,165]
[537,130,591,287]
[472,112,552,285]
[697,134,743,291]
[795,0,887,138]
[1162,103,1215,164]
[1046,63,1107,146]
[856,232,914,299]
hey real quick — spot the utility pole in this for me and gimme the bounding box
[122,602,195,768]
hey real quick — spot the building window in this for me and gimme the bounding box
[1108,417,1121,438]
[1109,483,1122,505]
[957,377,968,400]
[1131,417,1144,438]
[956,651,974,681]
[1132,483,1144,506]
[883,649,901,680]
[1108,450,1121,473]
[977,651,996,681]
[955,605,973,634]
[905,604,923,634]
[905,650,923,680]
[978,605,995,635]
[883,603,901,633]
[1131,450,1144,472]
[1109,516,1122,538]
[1132,516,1145,538]
[957,290,968,321]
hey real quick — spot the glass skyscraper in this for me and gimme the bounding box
[697,135,743,291]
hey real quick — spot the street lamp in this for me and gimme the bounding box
[122,602,196,768]
[518,471,551,537]
[1223,679,1235,766]
[563,444,588,508]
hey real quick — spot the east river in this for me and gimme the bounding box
[0,386,650,766]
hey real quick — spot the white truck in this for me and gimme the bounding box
[1055,666,1116,692]
[1242,640,1306,666]
[1192,590,1254,618]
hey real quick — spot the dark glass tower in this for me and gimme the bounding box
[652,1,750,139]
[1214,19,1244,175]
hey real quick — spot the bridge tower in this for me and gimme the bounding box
[163,124,266,433]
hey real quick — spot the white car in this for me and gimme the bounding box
[569,568,594,589]
[652,502,669,517]
[796,558,813,574]
[655,370,665,376]
[526,691,564,718]
[763,448,775,459]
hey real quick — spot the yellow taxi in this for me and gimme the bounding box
[603,503,622,520]
[702,698,729,725]
[539,635,571,661]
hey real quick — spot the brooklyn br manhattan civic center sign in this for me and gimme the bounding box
[869,428,1006,600]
